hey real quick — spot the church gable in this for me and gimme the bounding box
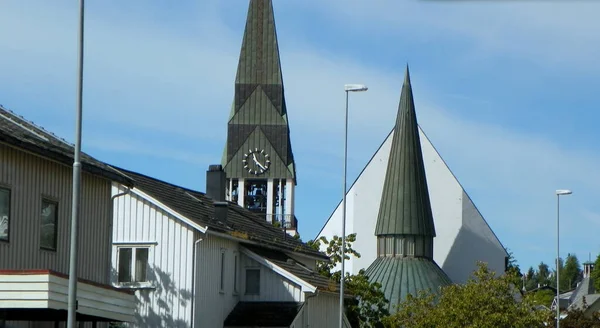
[224,126,293,179]
[231,85,287,125]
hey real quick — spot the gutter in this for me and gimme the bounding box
[108,187,131,285]
[206,229,329,262]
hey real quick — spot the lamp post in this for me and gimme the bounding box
[555,189,572,328]
[67,1,85,327]
[339,84,368,328]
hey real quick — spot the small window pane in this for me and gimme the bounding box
[245,269,260,295]
[118,248,132,283]
[135,248,149,282]
[0,188,9,241]
[220,251,225,291]
[40,200,58,250]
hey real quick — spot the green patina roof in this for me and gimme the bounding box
[366,257,452,312]
[374,66,435,237]
[223,0,296,183]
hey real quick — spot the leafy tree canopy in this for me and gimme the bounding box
[382,262,547,328]
[308,234,389,327]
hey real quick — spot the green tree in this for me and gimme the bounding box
[505,250,523,287]
[382,262,547,328]
[524,266,538,291]
[544,303,600,328]
[538,262,551,286]
[549,258,564,291]
[526,288,555,308]
[592,254,600,292]
[563,253,582,290]
[308,234,389,327]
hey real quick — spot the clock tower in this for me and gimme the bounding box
[221,0,298,235]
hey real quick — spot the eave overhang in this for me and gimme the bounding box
[0,270,136,322]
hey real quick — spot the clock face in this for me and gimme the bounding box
[242,148,271,175]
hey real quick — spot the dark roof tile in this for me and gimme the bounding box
[113,167,325,259]
[0,106,133,186]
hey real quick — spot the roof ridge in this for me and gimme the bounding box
[112,165,204,195]
[0,105,74,147]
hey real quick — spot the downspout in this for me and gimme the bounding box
[109,186,131,283]
[304,291,318,328]
[190,236,204,326]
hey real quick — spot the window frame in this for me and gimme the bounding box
[0,186,11,243]
[220,248,226,294]
[40,198,59,251]
[233,251,239,295]
[245,268,261,295]
[114,244,154,289]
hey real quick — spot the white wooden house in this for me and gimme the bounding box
[0,107,136,327]
[110,165,352,328]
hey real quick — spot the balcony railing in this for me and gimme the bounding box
[266,214,298,230]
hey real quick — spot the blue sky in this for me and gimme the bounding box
[1,0,600,272]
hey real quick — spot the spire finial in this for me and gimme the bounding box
[404,64,411,85]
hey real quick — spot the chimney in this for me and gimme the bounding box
[214,201,228,223]
[206,164,226,202]
[583,261,595,278]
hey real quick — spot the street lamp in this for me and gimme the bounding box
[555,189,572,328]
[339,83,368,328]
[67,1,85,327]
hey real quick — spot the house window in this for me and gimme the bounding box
[220,249,226,293]
[233,252,239,294]
[0,188,10,242]
[245,268,260,295]
[118,247,149,284]
[40,199,58,250]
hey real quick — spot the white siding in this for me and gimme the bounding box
[194,233,239,328]
[306,293,350,328]
[239,254,303,303]
[0,143,113,284]
[290,304,304,328]
[111,184,197,328]
[317,127,507,283]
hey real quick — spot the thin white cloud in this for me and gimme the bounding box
[85,136,212,165]
[2,0,600,269]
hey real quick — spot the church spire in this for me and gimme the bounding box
[223,0,296,181]
[374,65,436,238]
[365,66,451,313]
[236,0,283,85]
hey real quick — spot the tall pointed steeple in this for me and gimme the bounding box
[223,0,296,181]
[374,66,435,238]
[365,67,451,312]
[221,0,299,235]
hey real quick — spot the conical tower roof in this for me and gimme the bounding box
[366,67,451,313]
[222,0,296,182]
[374,66,435,237]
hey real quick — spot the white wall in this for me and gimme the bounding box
[306,293,351,328]
[194,233,239,328]
[111,184,197,327]
[239,254,304,302]
[317,127,507,283]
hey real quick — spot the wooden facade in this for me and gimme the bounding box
[112,181,348,328]
[0,143,113,283]
[111,184,198,327]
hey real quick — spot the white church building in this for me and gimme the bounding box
[317,125,508,284]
